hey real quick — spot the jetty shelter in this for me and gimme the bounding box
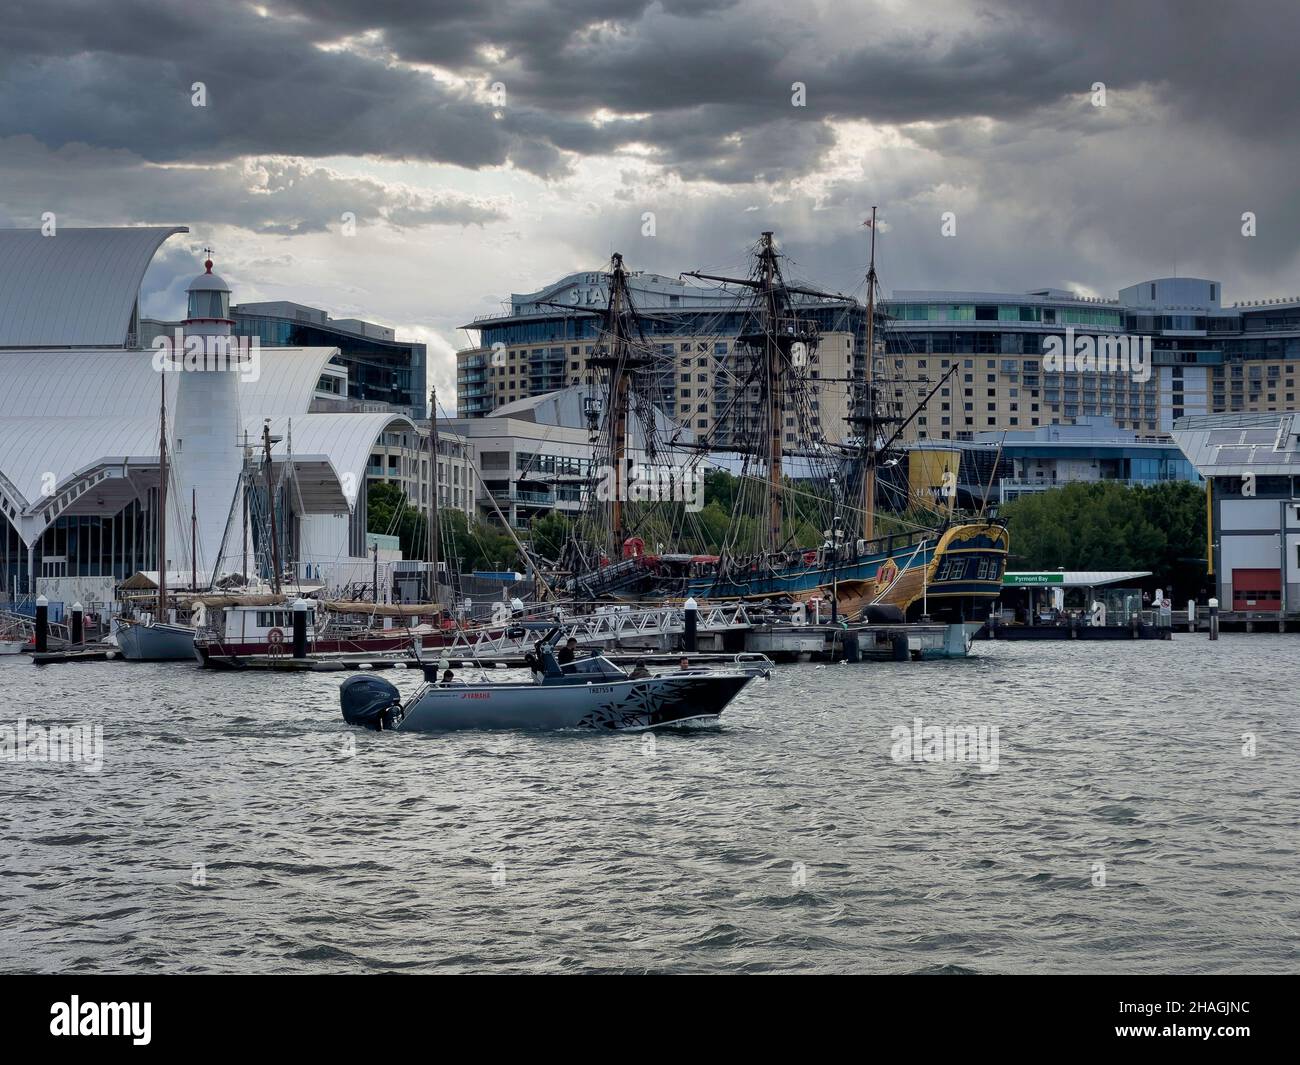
[0,226,416,606]
[1000,570,1154,621]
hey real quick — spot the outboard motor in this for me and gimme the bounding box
[340,674,402,730]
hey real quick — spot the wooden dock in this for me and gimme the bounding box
[29,645,119,664]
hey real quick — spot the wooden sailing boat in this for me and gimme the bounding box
[116,376,203,660]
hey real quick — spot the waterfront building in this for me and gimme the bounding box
[458,269,1300,449]
[443,386,691,533]
[0,226,427,604]
[366,424,476,517]
[881,277,1300,441]
[891,417,1198,511]
[456,270,864,448]
[981,417,1199,502]
[231,301,428,419]
[1170,411,1300,614]
[144,300,427,418]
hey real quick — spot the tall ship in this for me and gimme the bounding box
[544,214,1008,620]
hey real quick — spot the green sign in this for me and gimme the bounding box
[1003,573,1065,586]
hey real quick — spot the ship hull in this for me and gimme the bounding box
[195,629,466,668]
[394,673,752,732]
[685,521,1009,618]
[116,620,199,661]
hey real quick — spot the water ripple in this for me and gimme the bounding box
[1,634,1298,973]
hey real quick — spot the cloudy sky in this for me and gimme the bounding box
[2,0,1297,397]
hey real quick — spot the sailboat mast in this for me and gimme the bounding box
[428,385,439,600]
[262,420,282,595]
[157,374,168,617]
[191,487,197,593]
[241,432,250,584]
[862,206,878,542]
[588,252,647,556]
[608,254,630,549]
[759,232,783,552]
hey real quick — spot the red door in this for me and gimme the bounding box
[1232,568,1281,611]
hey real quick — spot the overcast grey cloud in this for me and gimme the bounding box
[1,0,1297,395]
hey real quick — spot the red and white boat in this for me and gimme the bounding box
[193,597,465,668]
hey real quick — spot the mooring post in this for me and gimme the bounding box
[292,598,310,659]
[1208,597,1219,641]
[71,601,84,645]
[35,594,49,653]
[683,596,698,652]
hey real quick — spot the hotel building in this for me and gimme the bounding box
[457,273,1300,445]
[456,270,864,449]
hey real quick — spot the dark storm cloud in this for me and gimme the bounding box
[0,0,578,175]
[2,0,1297,341]
[3,0,1295,184]
[0,137,506,233]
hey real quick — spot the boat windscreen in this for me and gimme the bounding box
[562,656,628,680]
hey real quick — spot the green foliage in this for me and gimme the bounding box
[1002,480,1209,599]
[365,480,518,572]
[528,511,571,562]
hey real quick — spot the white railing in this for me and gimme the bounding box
[444,602,757,657]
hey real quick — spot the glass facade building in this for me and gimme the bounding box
[233,302,427,418]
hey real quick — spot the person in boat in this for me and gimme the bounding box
[440,669,462,685]
[629,661,651,679]
[679,656,690,671]
[524,649,545,684]
[557,638,579,664]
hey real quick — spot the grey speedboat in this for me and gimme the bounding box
[340,627,753,732]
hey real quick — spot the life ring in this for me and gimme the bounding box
[266,627,284,645]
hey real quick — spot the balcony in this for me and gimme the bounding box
[491,488,556,506]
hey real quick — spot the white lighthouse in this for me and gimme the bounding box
[168,252,246,586]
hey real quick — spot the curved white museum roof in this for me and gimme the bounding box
[0,347,413,544]
[0,226,188,348]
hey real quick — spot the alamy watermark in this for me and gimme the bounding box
[50,997,150,1045]
[151,330,262,383]
[890,716,1000,773]
[593,462,704,511]
[1042,327,1151,383]
[1,717,104,772]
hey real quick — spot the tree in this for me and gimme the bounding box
[529,511,571,563]
[1002,480,1208,600]
[365,480,518,572]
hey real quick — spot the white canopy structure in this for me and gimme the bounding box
[0,225,423,600]
[0,347,411,550]
[0,227,187,348]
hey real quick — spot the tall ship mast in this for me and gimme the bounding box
[851,206,892,543]
[552,222,1010,621]
[684,231,833,559]
[587,252,650,555]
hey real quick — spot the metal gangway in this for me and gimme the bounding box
[0,607,74,647]
[443,601,758,659]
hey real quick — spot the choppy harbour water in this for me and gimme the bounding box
[2,635,1297,974]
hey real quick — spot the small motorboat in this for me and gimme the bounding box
[340,626,753,733]
[0,638,25,656]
